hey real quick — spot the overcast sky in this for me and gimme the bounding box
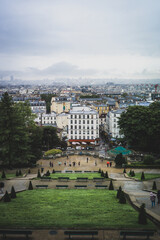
[0,0,160,82]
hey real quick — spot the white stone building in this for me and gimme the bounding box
[106,109,125,138]
[68,106,99,145]
[34,112,56,126]
[30,101,46,114]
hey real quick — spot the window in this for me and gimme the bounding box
[83,115,85,119]
[71,115,73,119]
[91,130,93,134]
[71,125,73,129]
[87,126,89,129]
[75,136,77,139]
[91,120,93,124]
[71,130,73,134]
[79,120,81,124]
[75,126,77,129]
[114,124,116,128]
[75,120,77,124]
[87,120,89,124]
[83,136,85,139]
[71,120,73,124]
[79,130,81,134]
[79,115,81,119]
[79,125,81,129]
[87,136,89,139]
[87,115,89,119]
[79,136,81,139]
[71,136,73,139]
[83,120,85,124]
[75,115,77,118]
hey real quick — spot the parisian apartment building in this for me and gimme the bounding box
[68,105,100,145]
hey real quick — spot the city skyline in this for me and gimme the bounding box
[0,0,160,83]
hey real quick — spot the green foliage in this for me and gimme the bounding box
[28,169,31,174]
[98,168,101,173]
[18,170,22,176]
[1,170,6,178]
[42,126,61,151]
[118,104,160,153]
[44,149,62,156]
[11,186,16,199]
[130,170,135,177]
[119,191,126,204]
[138,203,147,225]
[152,181,157,190]
[101,170,104,177]
[41,94,56,113]
[123,168,126,173]
[143,155,155,165]
[28,181,33,190]
[117,186,122,199]
[45,170,50,176]
[37,169,41,178]
[105,171,108,178]
[115,153,126,167]
[4,191,11,202]
[16,170,19,177]
[0,92,40,167]
[109,180,114,190]
[141,172,145,180]
[52,169,55,174]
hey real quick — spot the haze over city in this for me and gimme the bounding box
[0,0,160,84]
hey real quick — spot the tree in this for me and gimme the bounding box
[42,126,61,151]
[101,170,104,177]
[37,169,41,178]
[117,186,122,199]
[11,186,16,199]
[41,94,56,113]
[105,171,108,178]
[4,191,11,202]
[138,203,147,225]
[109,180,114,190]
[115,153,126,167]
[118,104,160,153]
[1,170,6,178]
[152,181,157,190]
[141,172,145,180]
[119,191,126,204]
[28,181,33,190]
[123,169,126,173]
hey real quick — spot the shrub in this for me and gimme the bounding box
[98,168,101,173]
[115,153,126,167]
[1,170,6,179]
[109,180,114,190]
[101,170,104,177]
[28,181,33,190]
[16,170,19,177]
[117,186,122,199]
[46,170,50,176]
[141,172,145,180]
[18,170,22,176]
[52,169,55,174]
[11,186,16,199]
[143,155,155,165]
[119,191,126,204]
[138,203,147,225]
[28,169,31,174]
[152,181,157,190]
[129,169,132,175]
[0,182,4,188]
[105,171,108,178]
[4,191,11,202]
[44,149,62,156]
[37,169,41,178]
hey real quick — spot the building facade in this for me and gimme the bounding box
[68,106,99,145]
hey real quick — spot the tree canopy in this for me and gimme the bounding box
[118,102,160,153]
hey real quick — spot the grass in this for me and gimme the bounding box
[0,173,22,180]
[128,173,160,181]
[46,173,105,180]
[0,189,155,229]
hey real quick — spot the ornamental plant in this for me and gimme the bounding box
[11,186,16,199]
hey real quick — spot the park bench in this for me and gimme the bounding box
[55,171,61,173]
[65,170,72,173]
[36,185,48,189]
[95,185,108,189]
[84,170,91,172]
[77,177,88,182]
[93,177,104,182]
[64,230,98,239]
[75,185,87,189]
[0,229,32,239]
[120,230,155,240]
[75,170,82,173]
[40,176,51,181]
[56,185,68,189]
[58,177,69,181]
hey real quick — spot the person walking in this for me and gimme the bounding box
[157,190,160,204]
[150,192,156,207]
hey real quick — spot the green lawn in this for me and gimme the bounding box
[48,173,105,180]
[0,173,22,180]
[128,173,160,181]
[0,189,155,229]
